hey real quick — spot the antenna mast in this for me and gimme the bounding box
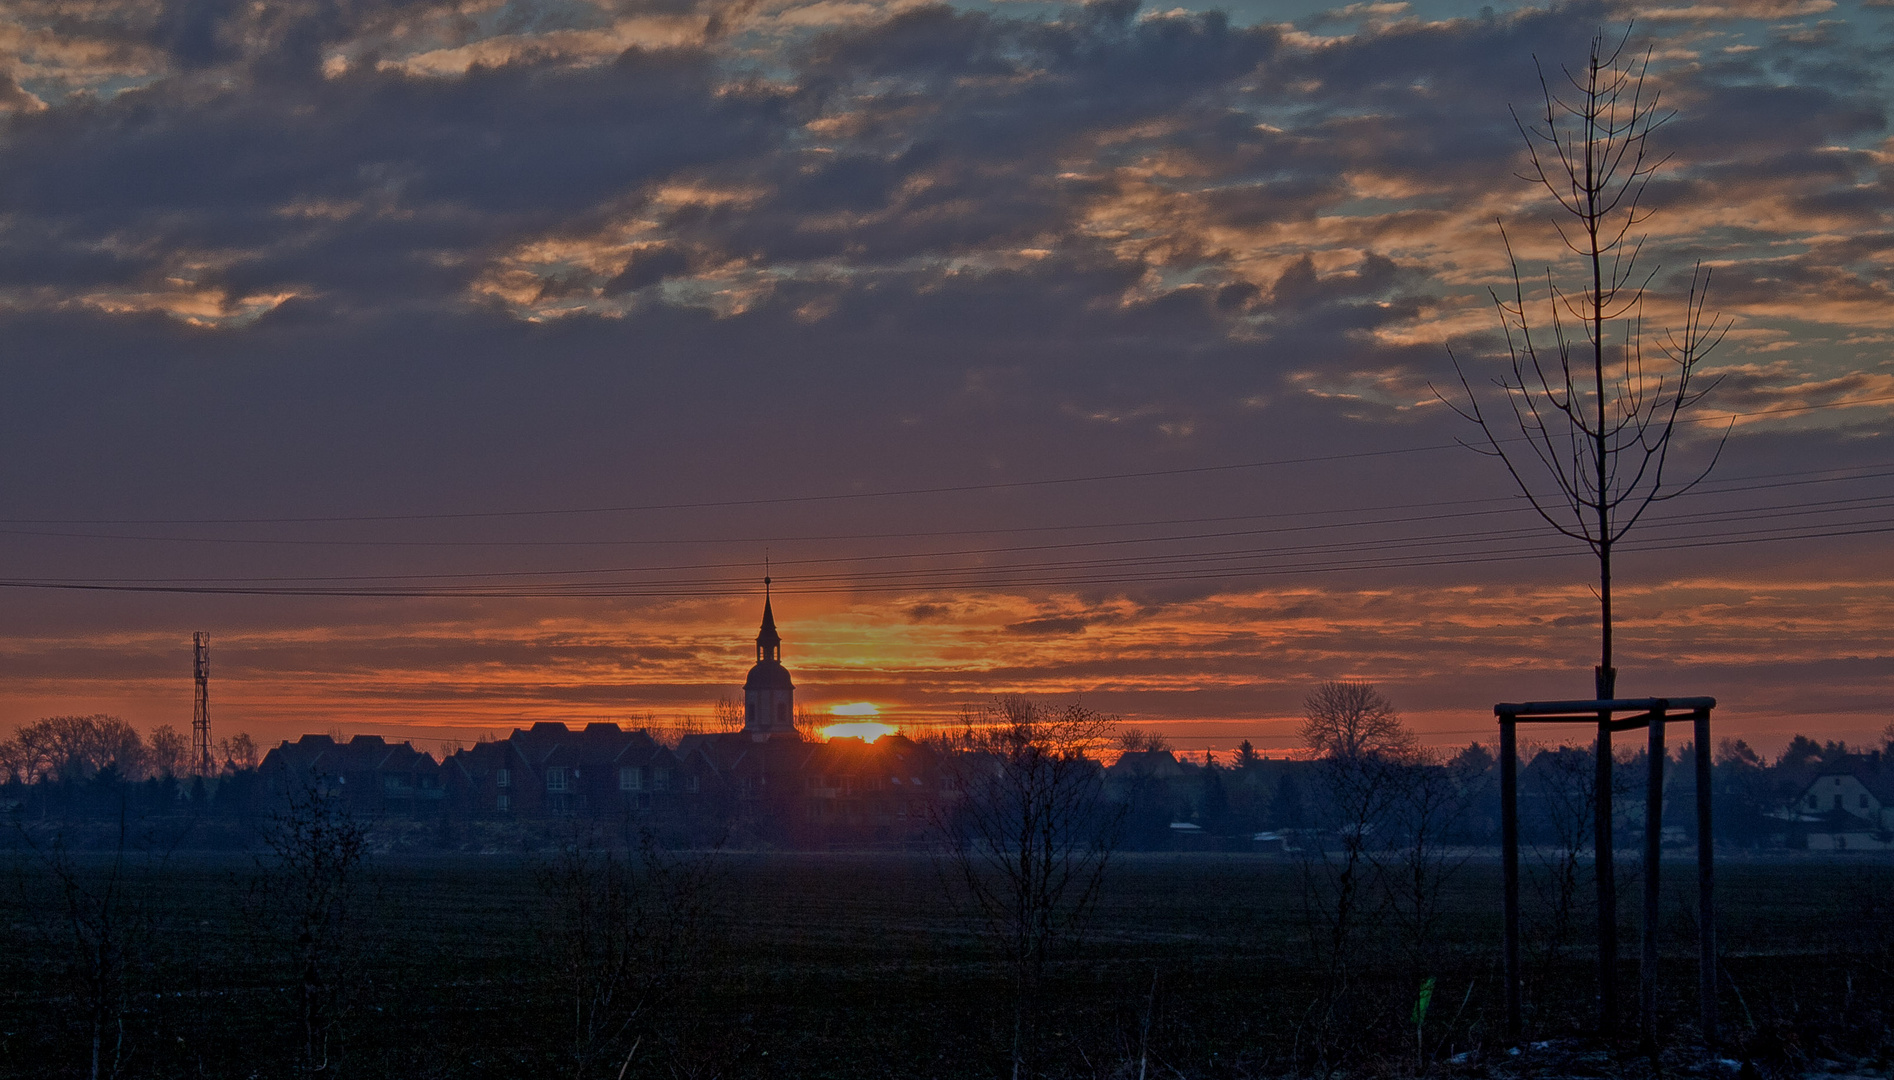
[192,632,212,776]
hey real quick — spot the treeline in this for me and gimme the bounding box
[1112,730,1894,851]
[4,710,1892,854]
[0,714,260,783]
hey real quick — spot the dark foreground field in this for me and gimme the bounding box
[3,851,1891,1079]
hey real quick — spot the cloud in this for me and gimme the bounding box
[0,0,1888,748]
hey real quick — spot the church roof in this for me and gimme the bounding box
[758,595,780,650]
[746,659,794,691]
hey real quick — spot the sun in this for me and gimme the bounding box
[822,702,896,742]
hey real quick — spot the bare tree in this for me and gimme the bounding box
[4,716,149,783]
[1446,30,1727,692]
[1299,684,1415,956]
[1295,682,1416,1074]
[253,781,370,1076]
[712,695,743,732]
[216,732,259,772]
[1523,744,1598,975]
[16,813,166,1080]
[1115,727,1172,754]
[935,696,1121,1080]
[1381,749,1477,978]
[535,825,723,1080]
[146,726,189,779]
[1302,682,1417,763]
[1441,28,1728,1034]
[793,703,824,742]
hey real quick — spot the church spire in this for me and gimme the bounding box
[756,575,781,662]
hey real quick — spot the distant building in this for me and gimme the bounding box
[443,722,697,817]
[258,587,952,846]
[675,583,949,846]
[257,733,445,815]
[1788,756,1894,851]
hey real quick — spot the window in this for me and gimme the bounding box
[619,767,642,792]
[496,768,510,788]
[684,775,699,793]
[545,766,568,792]
[777,702,790,726]
[496,793,510,812]
[652,768,670,793]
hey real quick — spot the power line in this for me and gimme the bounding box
[14,479,1894,583]
[1,459,1888,553]
[2,510,1886,598]
[1,393,1887,529]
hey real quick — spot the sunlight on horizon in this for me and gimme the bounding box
[821,720,898,741]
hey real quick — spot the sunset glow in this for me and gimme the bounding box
[820,721,899,742]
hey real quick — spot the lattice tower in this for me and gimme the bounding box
[192,632,212,776]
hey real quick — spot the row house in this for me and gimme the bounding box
[258,734,446,816]
[255,595,956,845]
[444,722,710,817]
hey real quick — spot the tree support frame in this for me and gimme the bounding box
[1495,696,1717,1050]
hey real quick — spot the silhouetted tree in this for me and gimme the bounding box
[1445,29,1725,702]
[1301,682,1416,761]
[1442,28,1729,1034]
[1522,744,1597,974]
[937,696,1121,1080]
[146,726,188,779]
[1297,682,1416,1073]
[1116,726,1172,753]
[216,732,259,772]
[253,781,369,1076]
[1380,750,1478,980]
[1199,761,1231,834]
[22,815,161,1080]
[1236,739,1259,769]
[535,825,723,1080]
[1777,735,1823,770]
[4,716,149,784]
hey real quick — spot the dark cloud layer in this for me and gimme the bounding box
[0,0,1890,745]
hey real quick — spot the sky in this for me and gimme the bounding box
[0,0,1890,758]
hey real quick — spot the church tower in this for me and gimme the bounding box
[743,578,797,738]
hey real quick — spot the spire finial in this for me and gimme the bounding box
[756,562,781,662]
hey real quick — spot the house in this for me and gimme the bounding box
[257,733,445,815]
[798,733,947,845]
[1788,755,1894,851]
[259,586,950,846]
[444,722,701,817]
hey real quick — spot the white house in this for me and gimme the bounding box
[1792,762,1894,851]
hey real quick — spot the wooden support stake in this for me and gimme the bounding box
[1694,708,1718,1048]
[1595,667,1618,1036]
[1501,714,1521,1041]
[1642,708,1666,1051]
